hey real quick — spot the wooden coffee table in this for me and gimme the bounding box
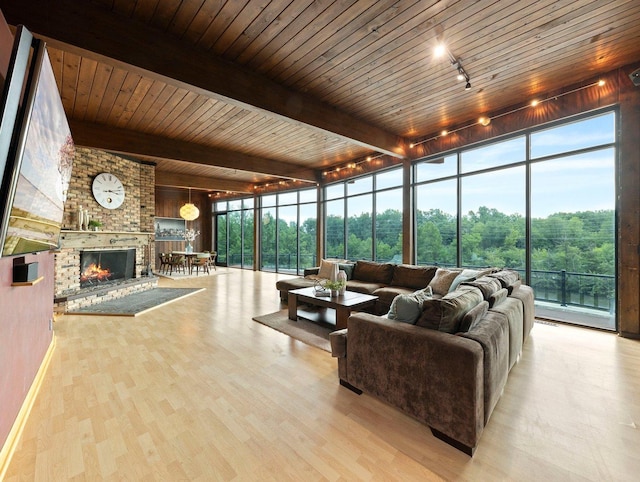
[288,286,378,330]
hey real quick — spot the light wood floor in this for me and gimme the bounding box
[5,269,640,481]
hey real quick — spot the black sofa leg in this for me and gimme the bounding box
[339,379,362,395]
[430,428,475,456]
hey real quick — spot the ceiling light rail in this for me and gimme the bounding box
[321,153,385,178]
[409,79,606,149]
[435,43,471,91]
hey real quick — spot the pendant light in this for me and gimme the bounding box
[180,188,199,221]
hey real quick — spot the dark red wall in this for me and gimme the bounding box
[0,9,54,453]
[0,253,54,449]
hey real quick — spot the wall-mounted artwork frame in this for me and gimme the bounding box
[0,31,75,257]
[155,217,186,241]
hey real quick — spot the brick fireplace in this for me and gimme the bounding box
[54,147,157,313]
[80,248,135,288]
[54,231,156,313]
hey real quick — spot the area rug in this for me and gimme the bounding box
[67,288,205,316]
[252,309,333,352]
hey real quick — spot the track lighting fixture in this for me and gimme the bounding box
[409,79,606,149]
[435,43,471,91]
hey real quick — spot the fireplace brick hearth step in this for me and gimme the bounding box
[54,276,158,313]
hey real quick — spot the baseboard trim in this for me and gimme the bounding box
[0,334,56,480]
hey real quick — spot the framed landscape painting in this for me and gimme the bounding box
[155,217,185,241]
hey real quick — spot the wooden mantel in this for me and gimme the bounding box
[59,230,153,249]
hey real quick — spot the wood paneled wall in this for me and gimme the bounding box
[154,187,212,268]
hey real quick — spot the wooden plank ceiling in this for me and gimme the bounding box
[1,0,639,194]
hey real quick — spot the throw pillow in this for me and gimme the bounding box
[338,262,355,280]
[387,289,432,324]
[460,276,502,300]
[428,268,462,296]
[417,286,484,333]
[458,300,489,332]
[448,268,481,293]
[318,259,337,279]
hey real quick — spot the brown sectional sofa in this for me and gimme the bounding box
[277,259,534,455]
[276,260,438,314]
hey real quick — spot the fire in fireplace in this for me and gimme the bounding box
[80,249,136,288]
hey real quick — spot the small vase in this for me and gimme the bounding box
[185,243,193,253]
[337,270,347,295]
[330,262,339,282]
[330,289,338,297]
[77,206,84,230]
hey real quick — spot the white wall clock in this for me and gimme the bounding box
[92,172,125,209]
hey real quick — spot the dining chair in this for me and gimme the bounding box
[168,254,186,275]
[158,252,170,274]
[208,251,217,270]
[190,252,210,275]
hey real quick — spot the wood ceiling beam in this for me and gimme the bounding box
[0,0,407,159]
[155,171,253,193]
[69,120,318,183]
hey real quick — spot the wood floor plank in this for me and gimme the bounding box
[4,269,640,480]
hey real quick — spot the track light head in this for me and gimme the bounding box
[465,82,471,90]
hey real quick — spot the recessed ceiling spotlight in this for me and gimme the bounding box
[598,79,606,86]
[441,130,448,136]
[479,117,491,126]
[434,43,446,57]
[531,99,540,107]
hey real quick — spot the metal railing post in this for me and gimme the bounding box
[561,269,567,306]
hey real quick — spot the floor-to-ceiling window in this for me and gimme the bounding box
[529,111,616,329]
[324,166,403,262]
[259,188,317,274]
[413,108,617,330]
[214,198,254,269]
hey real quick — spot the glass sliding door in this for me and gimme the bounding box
[215,213,227,265]
[530,112,616,330]
[242,199,254,269]
[299,202,317,268]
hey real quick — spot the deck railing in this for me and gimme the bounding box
[248,254,617,314]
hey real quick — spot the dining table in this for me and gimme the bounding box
[171,251,210,274]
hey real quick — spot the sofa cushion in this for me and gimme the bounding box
[448,268,490,293]
[353,260,395,284]
[487,269,520,292]
[338,262,355,280]
[428,268,462,296]
[318,259,338,279]
[489,288,508,308]
[417,286,484,333]
[390,264,437,289]
[346,279,386,295]
[459,300,489,332]
[387,289,432,324]
[461,276,503,301]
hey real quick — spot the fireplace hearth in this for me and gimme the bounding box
[80,249,135,288]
